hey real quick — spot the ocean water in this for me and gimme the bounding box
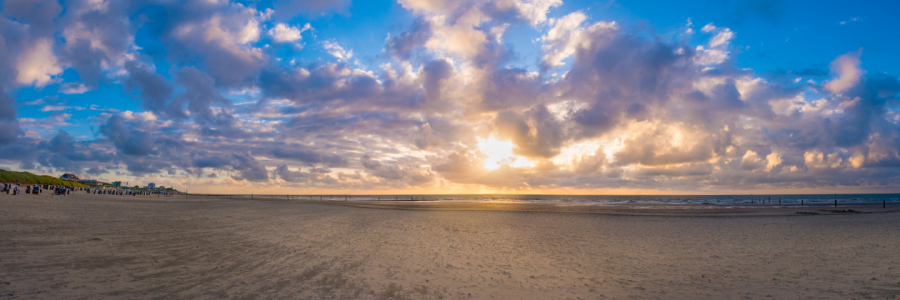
[221,193,900,205]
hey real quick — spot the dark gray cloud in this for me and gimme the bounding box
[385,19,432,60]
[229,152,269,182]
[275,164,311,183]
[124,61,174,114]
[494,105,564,158]
[0,92,19,145]
[480,68,544,111]
[271,147,346,166]
[559,33,695,139]
[99,115,157,157]
[2,0,62,36]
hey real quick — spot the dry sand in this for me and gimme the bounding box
[2,193,900,299]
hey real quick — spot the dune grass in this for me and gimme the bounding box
[0,169,90,188]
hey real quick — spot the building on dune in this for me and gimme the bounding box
[60,173,79,181]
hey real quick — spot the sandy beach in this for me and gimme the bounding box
[2,193,900,299]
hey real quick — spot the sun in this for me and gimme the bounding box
[477,136,534,170]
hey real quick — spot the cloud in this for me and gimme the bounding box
[268,23,310,43]
[765,151,782,171]
[60,83,90,94]
[840,17,860,25]
[506,0,563,26]
[99,115,157,157]
[123,61,173,114]
[271,148,346,166]
[322,41,353,61]
[2,0,62,35]
[40,105,85,112]
[824,50,863,94]
[229,152,269,182]
[15,39,63,87]
[150,1,267,88]
[385,18,432,60]
[275,164,311,183]
[493,105,564,158]
[0,92,20,145]
[709,28,734,48]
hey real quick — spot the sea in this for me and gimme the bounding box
[218,193,900,205]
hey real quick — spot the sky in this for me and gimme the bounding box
[1,0,899,194]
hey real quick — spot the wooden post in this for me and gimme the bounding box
[801,199,804,206]
[834,199,837,207]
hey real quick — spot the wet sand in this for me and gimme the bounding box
[2,193,900,299]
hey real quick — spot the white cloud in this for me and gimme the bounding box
[693,24,735,65]
[839,17,859,25]
[849,153,865,168]
[824,50,863,94]
[502,0,562,26]
[207,15,260,45]
[40,105,86,112]
[268,23,311,43]
[541,12,618,67]
[709,28,734,48]
[16,39,63,87]
[322,40,353,61]
[740,150,764,170]
[61,83,90,94]
[765,151,782,171]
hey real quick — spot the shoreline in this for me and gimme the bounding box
[311,199,900,217]
[187,195,900,217]
[11,192,900,216]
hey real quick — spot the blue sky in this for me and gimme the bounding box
[1,0,898,194]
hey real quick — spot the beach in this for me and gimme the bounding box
[2,193,900,299]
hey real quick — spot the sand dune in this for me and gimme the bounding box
[2,193,900,299]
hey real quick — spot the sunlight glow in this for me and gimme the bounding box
[477,136,534,170]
